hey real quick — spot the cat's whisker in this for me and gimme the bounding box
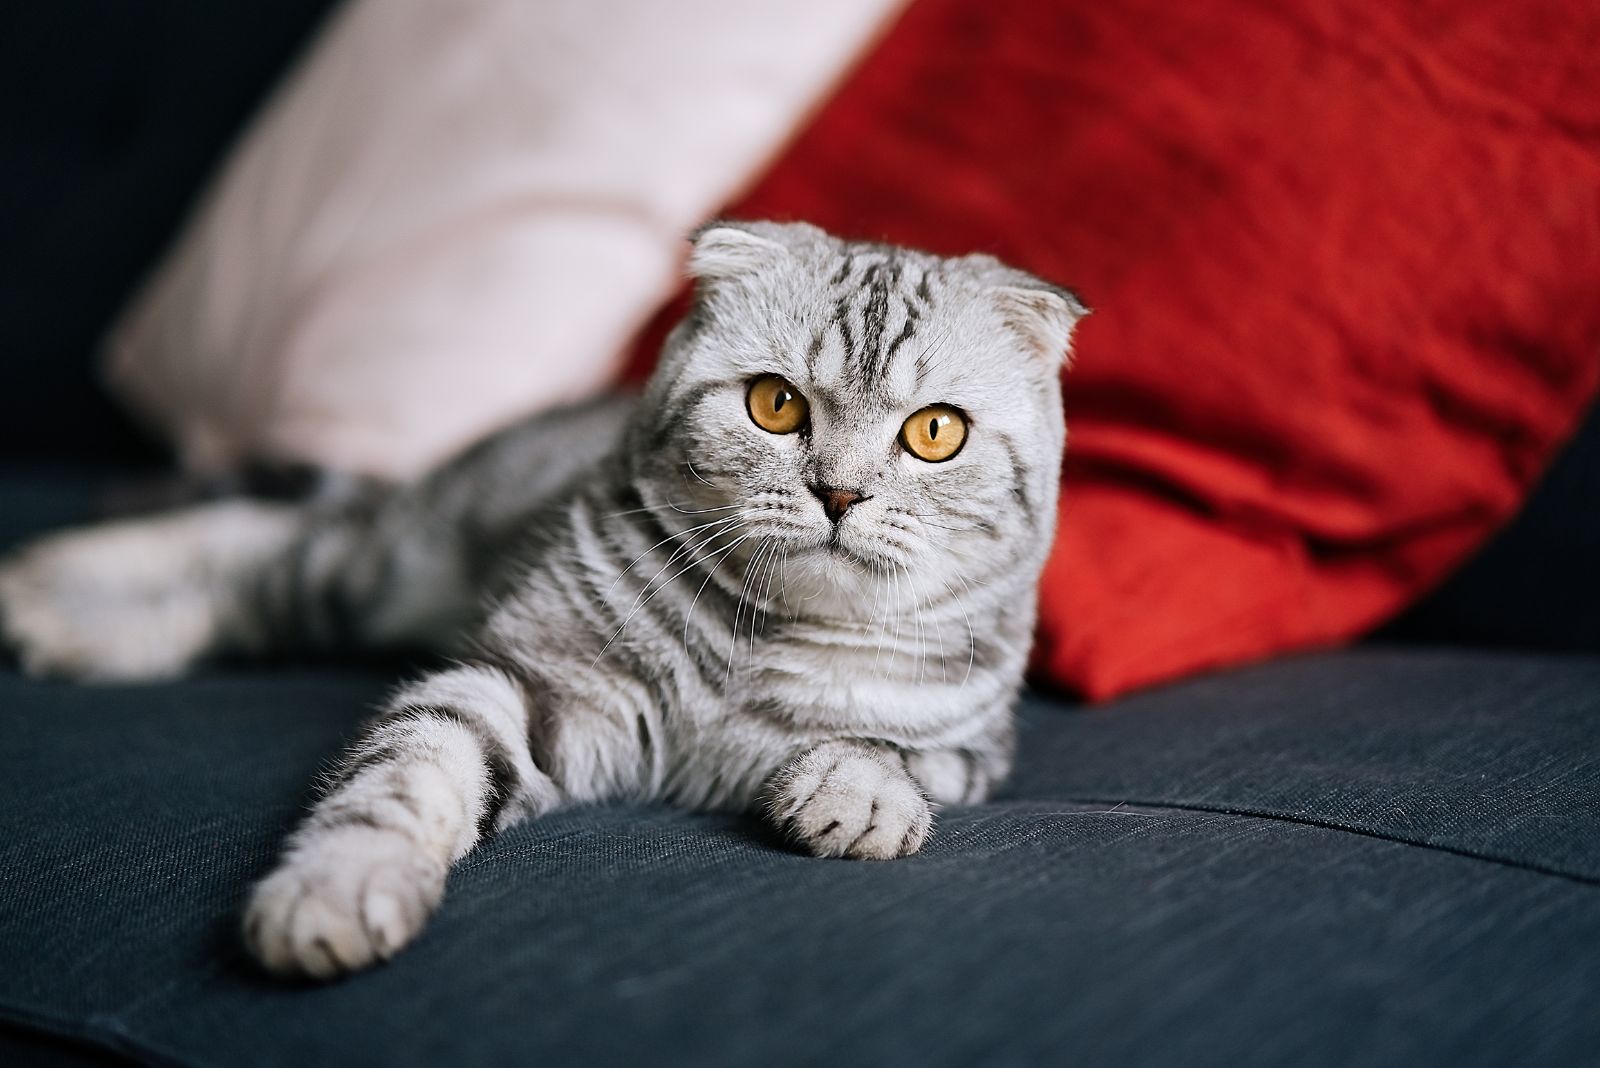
[600,520,748,658]
[777,545,794,620]
[599,512,745,612]
[749,537,779,657]
[870,558,893,681]
[723,538,756,681]
[724,536,774,686]
[951,572,978,688]
[668,502,744,516]
[759,541,782,623]
[600,500,741,521]
[745,541,772,674]
[754,537,782,652]
[903,561,931,685]
[907,522,979,689]
[681,531,755,654]
[738,540,767,671]
[888,561,908,680]
[907,322,959,378]
[593,523,749,666]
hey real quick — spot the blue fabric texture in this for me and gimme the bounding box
[3,649,1598,1066]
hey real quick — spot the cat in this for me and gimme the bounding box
[0,220,1086,980]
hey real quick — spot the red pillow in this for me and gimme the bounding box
[635,0,1600,699]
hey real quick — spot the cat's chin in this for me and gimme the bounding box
[763,536,908,620]
[782,532,880,574]
[821,540,878,571]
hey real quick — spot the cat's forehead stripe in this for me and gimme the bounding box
[819,250,941,404]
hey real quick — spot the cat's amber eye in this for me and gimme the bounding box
[746,374,810,434]
[900,404,968,462]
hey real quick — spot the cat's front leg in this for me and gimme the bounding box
[244,663,558,980]
[901,746,1010,807]
[761,739,934,860]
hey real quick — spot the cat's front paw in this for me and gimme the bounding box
[765,742,933,860]
[244,829,446,981]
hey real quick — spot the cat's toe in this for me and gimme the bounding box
[244,830,445,981]
[771,748,933,860]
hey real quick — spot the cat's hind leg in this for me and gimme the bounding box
[0,479,487,681]
[244,662,559,979]
[0,501,302,682]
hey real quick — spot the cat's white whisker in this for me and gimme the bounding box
[593,522,749,666]
[683,460,715,487]
[870,558,892,681]
[598,512,744,609]
[724,536,773,687]
[753,538,780,654]
[903,560,931,685]
[777,545,794,620]
[600,500,740,521]
[680,531,755,656]
[952,572,978,688]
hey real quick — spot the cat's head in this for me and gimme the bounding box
[631,220,1086,619]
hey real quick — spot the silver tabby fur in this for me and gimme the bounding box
[0,221,1086,979]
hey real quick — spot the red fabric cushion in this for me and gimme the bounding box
[631,0,1600,699]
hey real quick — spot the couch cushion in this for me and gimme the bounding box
[1020,648,1600,883]
[2,646,1597,1067]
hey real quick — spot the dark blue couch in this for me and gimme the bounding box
[4,470,1598,1066]
[3,6,1597,1064]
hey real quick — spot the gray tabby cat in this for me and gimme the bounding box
[0,221,1085,980]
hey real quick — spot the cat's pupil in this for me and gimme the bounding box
[928,416,942,439]
[773,392,789,413]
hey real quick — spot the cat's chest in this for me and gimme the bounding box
[713,622,1000,743]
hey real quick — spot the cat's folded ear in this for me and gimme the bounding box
[960,253,1091,369]
[993,280,1091,369]
[687,219,820,281]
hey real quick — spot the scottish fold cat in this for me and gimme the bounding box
[0,221,1085,978]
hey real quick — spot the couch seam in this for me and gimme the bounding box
[0,1001,199,1068]
[1053,795,1600,888]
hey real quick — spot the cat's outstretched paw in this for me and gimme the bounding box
[244,829,446,981]
[765,741,933,860]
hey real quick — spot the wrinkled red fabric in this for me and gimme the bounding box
[628,0,1600,700]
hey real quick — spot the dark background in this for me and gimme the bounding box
[0,2,338,462]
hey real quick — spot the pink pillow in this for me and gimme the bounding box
[105,0,904,480]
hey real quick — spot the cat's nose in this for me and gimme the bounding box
[809,485,868,524]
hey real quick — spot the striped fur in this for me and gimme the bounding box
[0,221,1086,979]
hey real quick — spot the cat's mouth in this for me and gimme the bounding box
[760,521,882,573]
[818,528,876,570]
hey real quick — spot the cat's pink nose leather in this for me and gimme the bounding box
[810,485,867,523]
